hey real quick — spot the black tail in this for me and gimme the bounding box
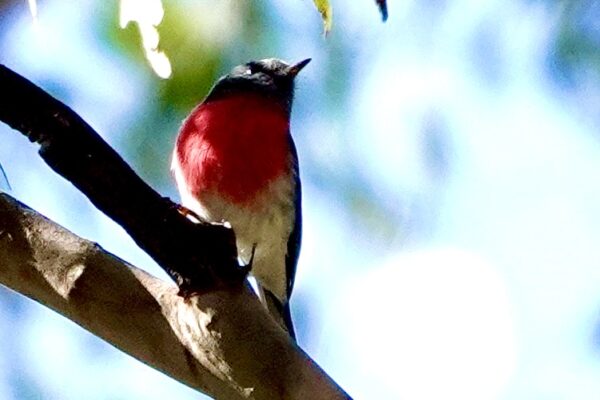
[259,286,296,341]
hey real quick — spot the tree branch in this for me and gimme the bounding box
[0,64,242,291]
[0,194,349,399]
[0,65,352,399]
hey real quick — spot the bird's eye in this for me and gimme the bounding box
[245,62,261,75]
[245,63,256,75]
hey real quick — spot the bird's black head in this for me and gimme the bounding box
[206,58,311,113]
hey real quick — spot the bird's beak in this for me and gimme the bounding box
[286,58,312,78]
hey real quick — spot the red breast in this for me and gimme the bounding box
[175,93,291,205]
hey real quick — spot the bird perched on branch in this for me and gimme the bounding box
[171,58,310,340]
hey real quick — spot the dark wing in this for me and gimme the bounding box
[285,134,302,299]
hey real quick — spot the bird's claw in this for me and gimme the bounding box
[176,204,203,223]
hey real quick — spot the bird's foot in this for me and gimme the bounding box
[176,204,203,223]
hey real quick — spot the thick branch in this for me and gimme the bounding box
[0,194,350,399]
[0,65,351,398]
[0,64,242,290]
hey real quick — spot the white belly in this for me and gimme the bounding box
[172,156,295,301]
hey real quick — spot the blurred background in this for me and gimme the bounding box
[1,0,600,398]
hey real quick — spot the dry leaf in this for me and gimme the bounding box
[375,0,388,21]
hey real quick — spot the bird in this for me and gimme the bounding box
[171,58,310,340]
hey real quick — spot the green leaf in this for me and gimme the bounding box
[313,0,333,34]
